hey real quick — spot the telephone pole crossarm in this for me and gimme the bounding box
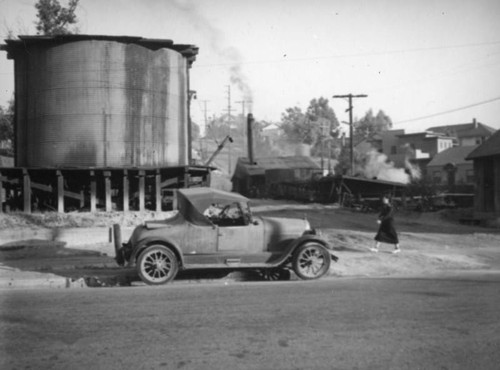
[332,94,368,176]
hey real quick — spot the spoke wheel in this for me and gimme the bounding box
[137,245,178,285]
[259,268,290,281]
[292,243,331,280]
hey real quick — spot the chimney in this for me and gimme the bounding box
[473,118,478,128]
[247,113,255,164]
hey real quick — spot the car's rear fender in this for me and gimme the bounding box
[129,237,184,268]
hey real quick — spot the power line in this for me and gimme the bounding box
[192,40,500,69]
[394,96,500,125]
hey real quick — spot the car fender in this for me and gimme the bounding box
[287,235,339,262]
[128,237,184,267]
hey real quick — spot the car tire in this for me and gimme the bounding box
[259,268,291,281]
[137,245,179,285]
[292,243,331,280]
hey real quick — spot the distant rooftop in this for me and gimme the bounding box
[427,120,495,138]
[428,145,478,167]
[467,129,500,159]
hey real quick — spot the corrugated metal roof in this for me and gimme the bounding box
[427,145,478,167]
[466,130,500,159]
[254,156,321,169]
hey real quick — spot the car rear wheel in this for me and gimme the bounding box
[259,268,291,281]
[137,245,179,285]
[292,243,331,280]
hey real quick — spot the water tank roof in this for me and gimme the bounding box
[1,34,199,65]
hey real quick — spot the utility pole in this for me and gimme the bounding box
[235,100,253,118]
[224,85,235,174]
[332,94,368,175]
[200,100,209,129]
[199,100,209,162]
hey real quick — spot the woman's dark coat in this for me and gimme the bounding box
[374,203,399,244]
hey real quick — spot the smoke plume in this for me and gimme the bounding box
[354,142,421,184]
[358,149,410,184]
[172,0,253,104]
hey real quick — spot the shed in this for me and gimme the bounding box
[466,129,500,223]
[231,156,321,197]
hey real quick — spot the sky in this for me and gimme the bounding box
[1,0,500,135]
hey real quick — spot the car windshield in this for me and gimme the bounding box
[176,188,251,226]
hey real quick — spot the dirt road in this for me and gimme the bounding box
[1,202,499,286]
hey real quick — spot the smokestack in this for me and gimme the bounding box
[247,113,255,165]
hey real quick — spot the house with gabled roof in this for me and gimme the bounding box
[427,145,477,189]
[427,118,495,147]
[466,129,500,224]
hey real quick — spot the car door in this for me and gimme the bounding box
[182,222,219,266]
[217,221,264,253]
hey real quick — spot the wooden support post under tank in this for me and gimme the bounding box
[0,171,3,213]
[104,171,112,212]
[139,170,145,211]
[155,170,161,212]
[23,169,31,213]
[123,170,129,212]
[184,168,190,188]
[57,171,64,213]
[205,170,211,187]
[90,171,97,212]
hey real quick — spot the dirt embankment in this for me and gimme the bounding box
[252,202,500,277]
[1,200,499,280]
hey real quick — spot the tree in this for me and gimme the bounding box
[191,120,200,141]
[280,106,308,143]
[354,109,393,141]
[0,99,14,156]
[280,97,339,156]
[35,0,79,35]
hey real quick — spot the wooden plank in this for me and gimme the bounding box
[31,182,52,192]
[57,171,64,213]
[123,170,129,212]
[139,170,145,211]
[23,169,31,213]
[160,177,178,188]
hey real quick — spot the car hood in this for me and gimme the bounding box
[259,216,312,246]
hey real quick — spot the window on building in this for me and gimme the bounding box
[466,169,475,184]
[433,171,441,184]
[391,146,397,154]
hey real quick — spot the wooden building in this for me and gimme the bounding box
[466,130,500,224]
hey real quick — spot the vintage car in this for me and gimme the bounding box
[113,187,338,285]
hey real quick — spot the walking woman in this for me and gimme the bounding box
[371,194,400,253]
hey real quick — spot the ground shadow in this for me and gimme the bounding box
[0,240,294,288]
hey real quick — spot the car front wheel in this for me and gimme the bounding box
[137,245,179,285]
[292,243,331,280]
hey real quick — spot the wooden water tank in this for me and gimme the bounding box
[2,35,198,167]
